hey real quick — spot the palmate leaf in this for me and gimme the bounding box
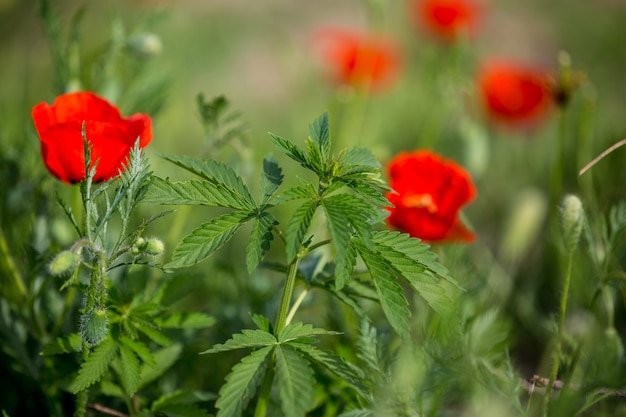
[277,322,341,343]
[286,199,320,262]
[70,337,117,393]
[160,154,256,210]
[118,338,142,396]
[269,132,315,172]
[167,211,253,269]
[215,346,274,417]
[288,342,368,397]
[355,242,411,339]
[259,153,283,206]
[275,345,315,417]
[201,329,277,354]
[246,211,278,273]
[144,177,255,211]
[308,111,331,167]
[273,182,317,204]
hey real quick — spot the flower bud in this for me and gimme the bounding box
[144,238,165,256]
[48,250,81,277]
[127,33,162,58]
[131,236,146,255]
[80,308,108,346]
[560,194,584,252]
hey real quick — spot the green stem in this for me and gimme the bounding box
[74,342,90,417]
[543,250,574,415]
[274,256,302,335]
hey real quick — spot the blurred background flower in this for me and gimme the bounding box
[476,59,554,127]
[313,27,401,91]
[411,0,482,42]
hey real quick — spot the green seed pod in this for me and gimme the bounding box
[131,237,146,255]
[80,308,108,346]
[48,250,80,277]
[144,238,165,256]
[560,194,584,252]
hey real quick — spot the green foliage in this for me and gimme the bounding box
[275,345,316,417]
[70,337,118,393]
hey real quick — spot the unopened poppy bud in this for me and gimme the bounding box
[48,250,81,277]
[560,194,584,252]
[144,238,164,256]
[80,308,108,346]
[127,33,162,58]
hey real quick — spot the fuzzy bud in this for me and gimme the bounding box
[127,33,163,58]
[144,238,165,256]
[131,237,146,255]
[560,194,584,252]
[48,250,80,277]
[80,308,108,346]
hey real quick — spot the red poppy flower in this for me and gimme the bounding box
[477,60,553,126]
[32,92,152,184]
[314,28,400,90]
[413,0,480,42]
[385,150,476,242]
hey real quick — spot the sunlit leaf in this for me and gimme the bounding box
[201,329,277,354]
[167,211,253,269]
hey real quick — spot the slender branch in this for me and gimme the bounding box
[285,288,309,326]
[274,256,302,335]
[87,403,130,417]
[579,137,626,176]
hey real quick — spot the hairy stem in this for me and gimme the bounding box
[543,250,574,415]
[74,342,90,417]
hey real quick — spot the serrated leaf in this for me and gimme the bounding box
[215,346,274,417]
[119,336,156,367]
[322,196,361,289]
[250,313,272,333]
[346,181,392,209]
[340,147,380,170]
[260,153,283,205]
[356,242,411,339]
[118,339,142,396]
[286,200,320,262]
[160,154,256,209]
[275,345,315,417]
[41,333,82,355]
[277,322,341,343]
[308,112,331,167]
[202,329,277,354]
[144,177,255,211]
[269,133,314,172]
[273,183,318,204]
[355,321,383,378]
[167,211,253,269]
[155,403,211,417]
[140,344,183,388]
[372,231,461,289]
[71,337,117,393]
[246,211,278,273]
[155,312,216,329]
[288,342,368,397]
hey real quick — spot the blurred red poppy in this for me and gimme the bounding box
[32,92,152,184]
[314,28,400,91]
[413,0,480,42]
[478,60,553,126]
[386,150,476,242]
